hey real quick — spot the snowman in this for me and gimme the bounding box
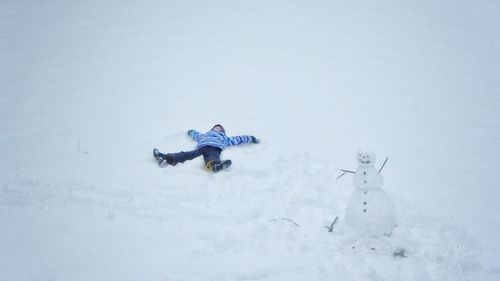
[344,149,396,236]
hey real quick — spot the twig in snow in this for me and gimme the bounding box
[379,157,389,173]
[77,141,89,154]
[393,248,407,258]
[336,169,355,180]
[270,217,300,227]
[325,216,339,232]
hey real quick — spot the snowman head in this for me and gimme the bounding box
[356,149,376,167]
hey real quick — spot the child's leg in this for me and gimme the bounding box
[201,146,231,172]
[160,149,202,166]
[200,146,222,168]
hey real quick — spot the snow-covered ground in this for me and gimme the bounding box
[1,0,499,280]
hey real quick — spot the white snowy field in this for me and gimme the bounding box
[1,0,499,280]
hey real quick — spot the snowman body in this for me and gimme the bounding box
[345,150,396,236]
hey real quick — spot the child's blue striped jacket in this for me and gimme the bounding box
[188,129,254,150]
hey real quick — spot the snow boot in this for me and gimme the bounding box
[157,156,168,167]
[207,159,232,173]
[153,148,163,164]
[153,148,175,167]
[153,148,161,159]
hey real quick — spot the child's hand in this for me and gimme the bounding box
[251,136,260,144]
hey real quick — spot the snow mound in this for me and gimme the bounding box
[0,154,492,281]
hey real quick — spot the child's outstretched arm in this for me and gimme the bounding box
[187,129,202,141]
[227,135,260,146]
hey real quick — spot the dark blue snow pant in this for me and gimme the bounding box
[168,146,222,166]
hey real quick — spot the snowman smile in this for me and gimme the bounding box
[359,159,371,164]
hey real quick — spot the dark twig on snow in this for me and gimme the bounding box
[393,248,407,258]
[336,173,346,180]
[77,141,89,154]
[379,157,389,173]
[342,169,355,174]
[270,218,300,227]
[325,216,339,232]
[336,169,355,180]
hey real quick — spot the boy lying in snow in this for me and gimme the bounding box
[153,124,260,172]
